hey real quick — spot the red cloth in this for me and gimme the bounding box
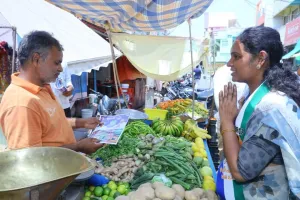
[116,56,145,82]
[0,41,10,93]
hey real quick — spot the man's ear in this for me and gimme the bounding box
[31,53,40,67]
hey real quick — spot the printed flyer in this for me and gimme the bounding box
[89,114,130,144]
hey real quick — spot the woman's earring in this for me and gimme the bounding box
[256,65,261,70]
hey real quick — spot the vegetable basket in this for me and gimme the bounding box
[144,108,168,120]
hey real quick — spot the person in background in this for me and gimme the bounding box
[50,64,73,117]
[0,31,103,154]
[194,61,203,91]
[217,26,300,199]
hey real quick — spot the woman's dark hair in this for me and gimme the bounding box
[238,26,300,106]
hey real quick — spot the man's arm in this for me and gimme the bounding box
[62,66,74,97]
[0,106,103,154]
[64,66,73,87]
[61,138,104,154]
[67,117,101,129]
[61,143,79,152]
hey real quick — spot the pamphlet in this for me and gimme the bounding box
[88,114,130,144]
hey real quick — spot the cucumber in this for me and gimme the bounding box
[169,177,191,190]
[131,172,155,186]
[165,170,179,177]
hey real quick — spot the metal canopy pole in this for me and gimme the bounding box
[12,27,16,73]
[105,27,121,109]
[105,25,128,109]
[188,19,195,119]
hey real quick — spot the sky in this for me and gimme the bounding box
[170,0,259,38]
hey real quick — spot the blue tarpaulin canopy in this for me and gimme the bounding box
[46,0,214,111]
[282,40,300,59]
[46,0,213,32]
[291,0,300,5]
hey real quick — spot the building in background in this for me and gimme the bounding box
[204,12,238,35]
[204,12,244,66]
[212,28,244,66]
[255,0,300,71]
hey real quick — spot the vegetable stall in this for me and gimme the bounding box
[44,1,217,200]
[82,98,218,200]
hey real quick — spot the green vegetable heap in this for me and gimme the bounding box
[93,135,139,166]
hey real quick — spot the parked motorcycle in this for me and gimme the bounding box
[160,82,189,100]
[89,89,127,116]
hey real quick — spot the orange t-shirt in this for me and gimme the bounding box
[0,73,76,149]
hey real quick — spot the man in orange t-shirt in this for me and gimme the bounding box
[0,31,103,154]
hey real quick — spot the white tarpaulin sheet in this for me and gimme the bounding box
[0,13,16,47]
[0,0,121,75]
[111,33,207,81]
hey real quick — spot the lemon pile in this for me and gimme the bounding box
[191,137,208,160]
[202,175,216,192]
[191,137,216,192]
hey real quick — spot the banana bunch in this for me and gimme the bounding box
[152,116,184,137]
[168,99,193,115]
[186,102,209,118]
[181,98,193,106]
[168,104,186,115]
[195,102,209,117]
[181,119,211,140]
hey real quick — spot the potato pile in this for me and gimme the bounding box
[115,182,218,200]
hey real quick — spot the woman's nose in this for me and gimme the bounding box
[227,59,233,67]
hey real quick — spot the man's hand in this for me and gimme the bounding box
[82,117,103,129]
[62,85,74,97]
[77,138,104,154]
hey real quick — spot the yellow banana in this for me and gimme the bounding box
[194,130,211,139]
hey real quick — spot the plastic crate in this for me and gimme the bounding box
[144,108,168,120]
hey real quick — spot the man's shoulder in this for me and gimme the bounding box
[0,84,41,112]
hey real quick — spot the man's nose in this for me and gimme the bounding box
[58,64,63,72]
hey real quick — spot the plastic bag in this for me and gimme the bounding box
[151,174,172,187]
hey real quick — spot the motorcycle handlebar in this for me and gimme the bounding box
[89,89,104,98]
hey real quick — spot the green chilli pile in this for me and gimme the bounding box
[123,121,156,137]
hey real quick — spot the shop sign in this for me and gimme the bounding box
[256,0,265,26]
[285,17,300,46]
